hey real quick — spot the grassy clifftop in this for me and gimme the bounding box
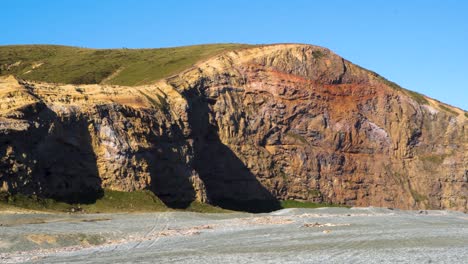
[0,44,250,86]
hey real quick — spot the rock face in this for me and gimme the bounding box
[0,44,466,212]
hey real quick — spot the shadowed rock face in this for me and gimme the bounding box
[0,44,466,212]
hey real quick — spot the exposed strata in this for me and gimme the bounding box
[0,44,466,212]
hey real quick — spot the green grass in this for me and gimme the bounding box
[378,76,428,104]
[0,44,250,86]
[312,50,324,59]
[138,90,168,111]
[0,190,168,213]
[1,191,352,213]
[0,192,72,212]
[80,190,168,213]
[420,154,447,165]
[410,189,428,203]
[185,201,232,213]
[280,200,349,209]
[285,132,309,144]
[404,90,429,105]
[308,189,322,197]
[438,104,459,116]
[0,190,229,213]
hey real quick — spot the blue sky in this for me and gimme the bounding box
[3,0,467,110]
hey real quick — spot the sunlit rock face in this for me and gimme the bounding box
[0,44,466,212]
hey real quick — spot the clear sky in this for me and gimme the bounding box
[3,0,467,110]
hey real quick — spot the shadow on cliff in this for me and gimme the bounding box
[35,111,103,203]
[181,85,281,213]
[144,125,197,209]
[88,105,197,209]
[2,105,103,204]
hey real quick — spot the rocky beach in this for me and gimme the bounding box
[1,207,467,263]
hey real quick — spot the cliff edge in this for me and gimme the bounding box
[0,44,466,212]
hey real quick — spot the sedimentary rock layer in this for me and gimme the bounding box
[0,44,466,211]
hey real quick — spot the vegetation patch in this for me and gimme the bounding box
[410,189,428,203]
[0,192,351,213]
[308,189,322,198]
[278,170,288,181]
[185,201,232,213]
[285,132,308,144]
[138,90,165,110]
[280,200,349,209]
[0,190,235,213]
[420,154,448,166]
[312,50,324,59]
[0,190,168,213]
[0,44,251,85]
[404,90,429,105]
[80,190,168,213]
[0,192,73,212]
[156,94,169,111]
[438,104,459,116]
[380,76,403,91]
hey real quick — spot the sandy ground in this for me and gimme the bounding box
[0,207,467,263]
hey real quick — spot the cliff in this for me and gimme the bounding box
[0,44,466,212]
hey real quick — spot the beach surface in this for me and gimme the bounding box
[1,207,467,263]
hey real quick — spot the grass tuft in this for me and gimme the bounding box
[185,201,231,213]
[81,190,168,213]
[285,132,308,144]
[410,190,428,203]
[312,50,324,59]
[438,104,459,116]
[404,90,429,105]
